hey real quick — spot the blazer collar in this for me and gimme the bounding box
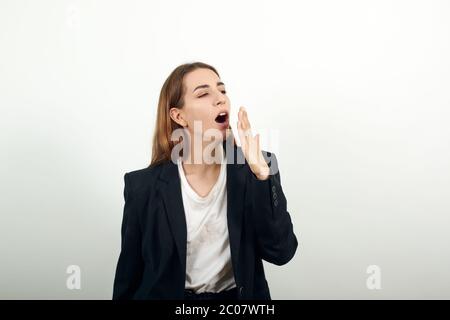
[156,139,247,283]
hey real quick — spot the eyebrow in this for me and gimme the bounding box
[193,81,225,93]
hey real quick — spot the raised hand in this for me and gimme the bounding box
[237,106,270,180]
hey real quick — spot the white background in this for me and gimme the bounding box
[1,0,449,299]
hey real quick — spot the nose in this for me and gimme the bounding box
[215,92,226,106]
[216,99,225,107]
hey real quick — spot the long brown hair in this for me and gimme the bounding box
[149,61,232,167]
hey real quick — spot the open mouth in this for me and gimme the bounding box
[215,112,228,124]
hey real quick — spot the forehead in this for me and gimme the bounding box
[184,68,221,90]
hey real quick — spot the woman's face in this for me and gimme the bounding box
[170,68,231,143]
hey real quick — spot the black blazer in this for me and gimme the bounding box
[112,140,298,300]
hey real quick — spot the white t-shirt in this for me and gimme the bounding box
[177,146,237,293]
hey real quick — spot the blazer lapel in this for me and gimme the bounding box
[157,139,247,282]
[158,160,187,275]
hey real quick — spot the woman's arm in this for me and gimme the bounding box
[112,173,144,299]
[247,152,298,266]
[236,106,298,265]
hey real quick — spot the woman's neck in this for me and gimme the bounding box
[181,141,223,177]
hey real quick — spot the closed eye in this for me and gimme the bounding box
[198,90,227,98]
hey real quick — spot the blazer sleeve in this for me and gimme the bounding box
[247,152,299,266]
[112,172,144,299]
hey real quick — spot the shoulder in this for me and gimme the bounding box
[123,162,166,198]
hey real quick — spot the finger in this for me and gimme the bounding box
[243,107,251,130]
[241,110,253,139]
[250,134,259,164]
[238,131,248,156]
[238,107,246,129]
[238,114,251,142]
[238,117,246,134]
[237,120,248,152]
[238,107,245,123]
[238,107,253,151]
[256,134,264,163]
[256,134,260,154]
[255,134,264,164]
[248,135,257,165]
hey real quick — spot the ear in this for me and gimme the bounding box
[169,107,188,127]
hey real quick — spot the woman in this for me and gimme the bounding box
[112,62,298,300]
